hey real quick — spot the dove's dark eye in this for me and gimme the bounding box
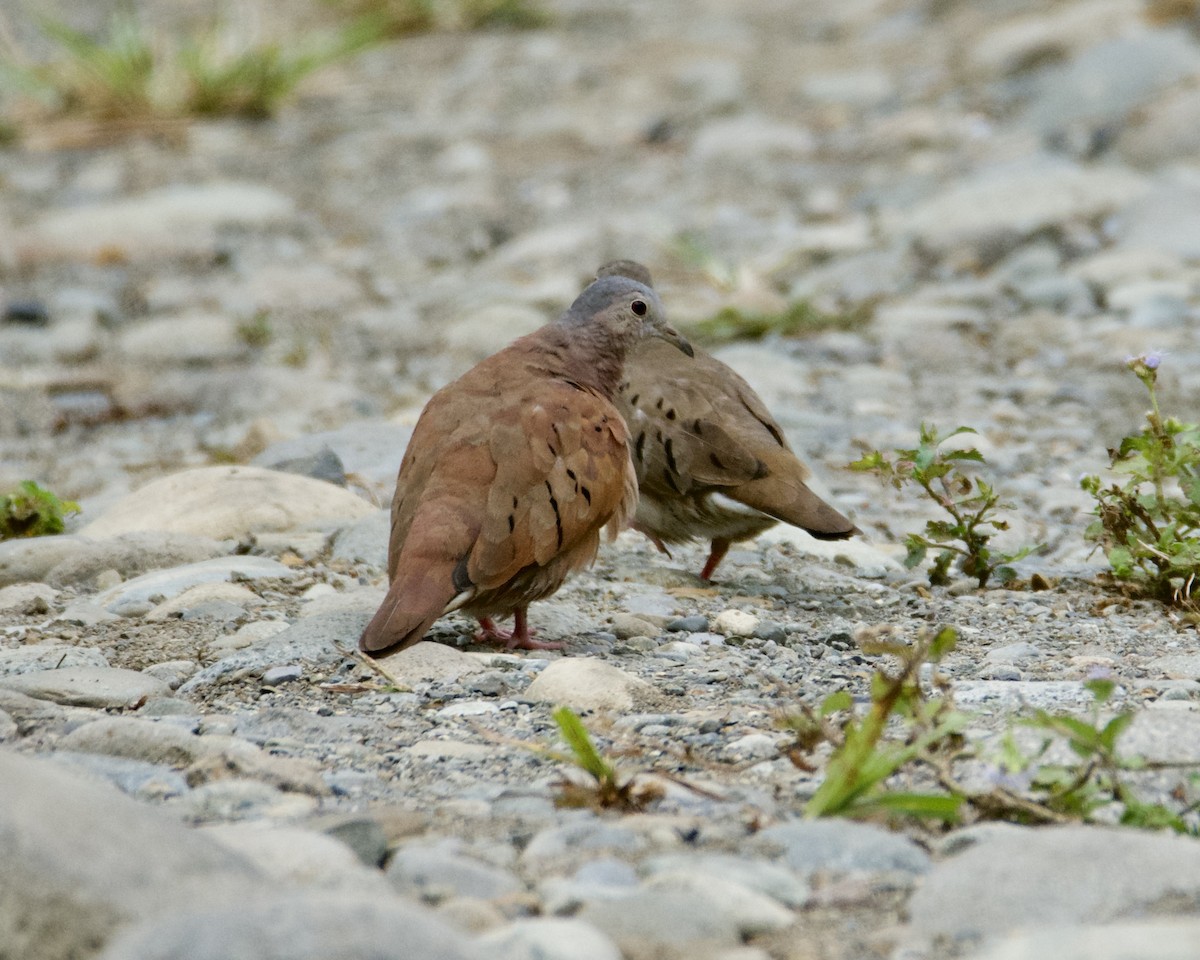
[631,299,647,316]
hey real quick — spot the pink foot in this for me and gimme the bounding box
[699,538,731,582]
[474,610,564,651]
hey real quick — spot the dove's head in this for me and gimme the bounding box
[563,275,693,359]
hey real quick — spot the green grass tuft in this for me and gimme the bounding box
[1,481,80,540]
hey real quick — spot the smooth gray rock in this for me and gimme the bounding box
[45,531,229,588]
[94,556,298,611]
[1023,29,1200,135]
[200,823,391,895]
[1119,710,1200,763]
[643,852,811,908]
[0,750,263,960]
[0,582,57,614]
[0,643,109,677]
[966,919,1200,960]
[97,891,476,960]
[59,716,215,766]
[520,819,645,870]
[232,706,376,748]
[46,751,190,800]
[329,509,389,569]
[952,680,1103,710]
[0,535,92,587]
[0,666,170,708]
[750,820,930,876]
[478,918,621,960]
[576,887,741,949]
[906,824,1200,950]
[388,839,523,901]
[80,466,373,540]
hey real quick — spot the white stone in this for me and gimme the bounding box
[0,582,58,614]
[201,823,391,896]
[712,609,760,637]
[524,659,652,712]
[0,666,170,708]
[80,466,374,539]
[146,582,265,621]
[899,160,1149,250]
[95,556,295,610]
[478,918,622,960]
[117,312,247,366]
[18,182,295,261]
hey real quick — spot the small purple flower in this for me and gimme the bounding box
[985,765,1033,792]
[1086,664,1115,681]
[1143,351,1163,370]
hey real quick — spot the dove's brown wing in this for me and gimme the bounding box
[360,347,635,656]
[618,338,857,539]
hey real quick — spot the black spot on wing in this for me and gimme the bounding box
[664,437,678,475]
[545,480,563,549]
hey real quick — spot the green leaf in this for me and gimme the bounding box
[850,791,963,822]
[903,538,928,569]
[929,626,959,659]
[819,690,854,715]
[1083,678,1116,704]
[552,707,615,784]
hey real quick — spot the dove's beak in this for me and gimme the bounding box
[658,324,694,358]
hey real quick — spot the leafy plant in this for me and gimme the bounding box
[788,626,966,823]
[1082,354,1200,610]
[0,481,80,540]
[787,627,1200,833]
[236,310,273,349]
[850,424,1040,588]
[991,679,1197,831]
[693,300,869,344]
[3,10,381,129]
[542,707,662,811]
[325,0,548,37]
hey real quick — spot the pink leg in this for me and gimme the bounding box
[699,538,731,582]
[474,609,564,651]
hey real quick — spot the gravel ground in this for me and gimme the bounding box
[4,1,1200,958]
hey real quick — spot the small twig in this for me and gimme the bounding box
[332,641,410,691]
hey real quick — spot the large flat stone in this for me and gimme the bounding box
[906,825,1200,951]
[0,750,264,960]
[80,466,374,540]
[0,667,170,709]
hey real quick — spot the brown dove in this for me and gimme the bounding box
[599,260,858,581]
[359,275,693,656]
